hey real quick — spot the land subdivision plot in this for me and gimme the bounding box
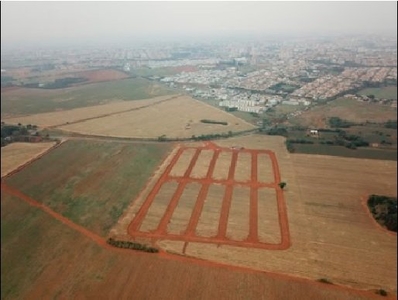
[190,150,214,179]
[127,140,289,252]
[226,186,250,241]
[169,148,197,177]
[257,188,281,244]
[212,151,232,181]
[257,153,275,183]
[195,184,226,237]
[1,142,56,177]
[167,183,202,235]
[139,181,179,233]
[58,96,255,139]
[234,152,252,182]
[182,134,397,294]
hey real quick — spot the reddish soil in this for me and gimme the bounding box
[76,69,129,84]
[127,142,290,250]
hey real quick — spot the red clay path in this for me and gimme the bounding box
[127,143,291,250]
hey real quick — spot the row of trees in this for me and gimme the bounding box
[200,119,228,126]
[368,195,397,232]
[107,238,159,253]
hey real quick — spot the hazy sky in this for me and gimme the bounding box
[1,1,397,47]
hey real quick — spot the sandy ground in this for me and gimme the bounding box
[1,142,56,177]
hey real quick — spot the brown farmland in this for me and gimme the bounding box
[1,191,382,300]
[3,95,179,128]
[114,135,397,294]
[58,96,255,138]
[1,135,396,298]
[1,142,56,177]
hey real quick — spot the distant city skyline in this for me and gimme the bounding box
[1,1,397,48]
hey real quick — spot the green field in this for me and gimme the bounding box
[358,86,397,100]
[1,77,173,116]
[5,140,172,237]
[293,143,397,161]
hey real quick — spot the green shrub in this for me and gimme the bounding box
[317,278,333,284]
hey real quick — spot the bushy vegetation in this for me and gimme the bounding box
[384,120,397,129]
[225,107,238,112]
[317,278,333,284]
[200,119,228,126]
[286,139,314,144]
[329,117,354,128]
[107,238,159,253]
[192,131,233,141]
[376,289,388,296]
[1,124,40,147]
[367,195,397,232]
[264,126,288,137]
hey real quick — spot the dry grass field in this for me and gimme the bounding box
[113,134,397,294]
[185,135,397,293]
[289,97,397,128]
[3,95,177,127]
[1,142,56,177]
[58,96,255,138]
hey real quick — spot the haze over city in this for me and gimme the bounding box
[1,1,397,299]
[1,1,397,48]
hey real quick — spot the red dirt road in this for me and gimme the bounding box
[127,143,291,250]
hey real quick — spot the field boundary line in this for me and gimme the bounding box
[1,140,67,179]
[50,94,182,129]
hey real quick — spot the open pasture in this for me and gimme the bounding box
[289,97,397,128]
[58,96,255,138]
[1,77,173,117]
[4,139,172,237]
[1,142,56,177]
[3,95,178,128]
[358,86,397,100]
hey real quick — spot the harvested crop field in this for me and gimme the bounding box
[1,142,56,177]
[4,139,173,237]
[58,96,255,138]
[3,95,179,128]
[1,193,380,300]
[1,78,173,117]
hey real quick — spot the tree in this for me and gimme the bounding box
[279,182,287,190]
